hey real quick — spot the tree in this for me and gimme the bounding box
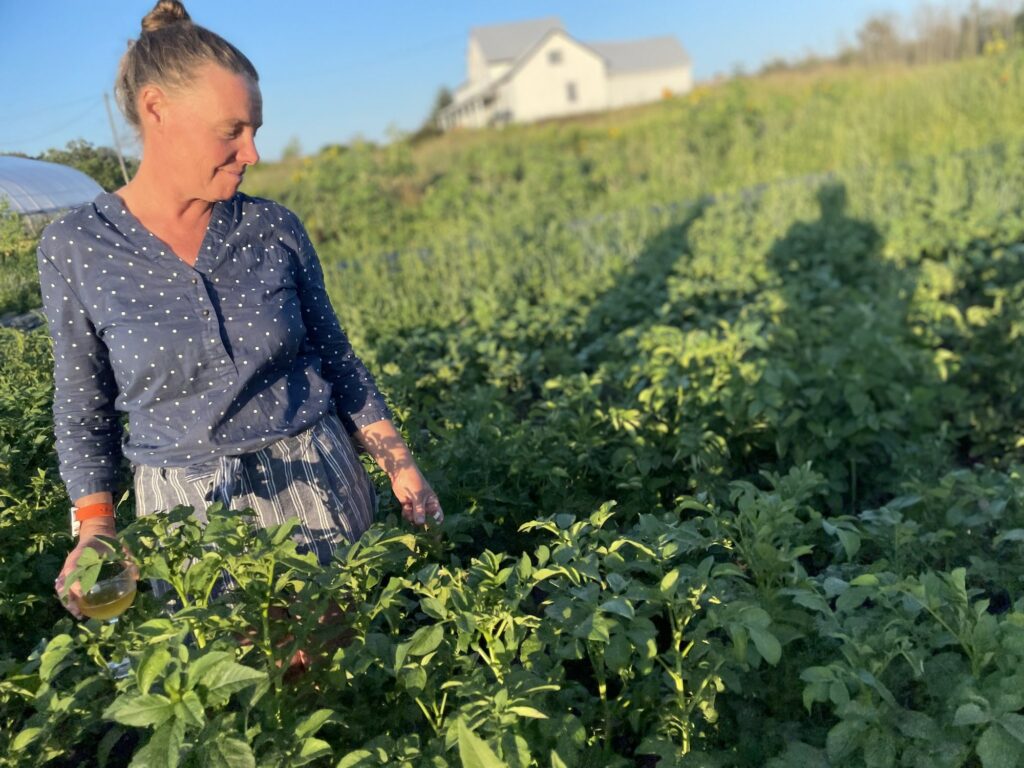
[281,136,303,161]
[37,139,138,192]
[410,87,454,144]
[857,14,903,65]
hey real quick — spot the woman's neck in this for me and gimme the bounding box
[116,161,215,232]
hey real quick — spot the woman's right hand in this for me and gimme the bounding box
[55,518,118,618]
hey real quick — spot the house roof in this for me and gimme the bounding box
[0,155,103,215]
[470,17,562,63]
[589,36,692,74]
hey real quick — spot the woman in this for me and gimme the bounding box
[42,0,442,618]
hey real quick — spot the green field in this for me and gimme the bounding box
[2,52,1024,767]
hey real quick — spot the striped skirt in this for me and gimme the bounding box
[133,409,377,565]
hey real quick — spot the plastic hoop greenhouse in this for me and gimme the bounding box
[0,155,103,228]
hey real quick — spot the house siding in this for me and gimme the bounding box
[467,39,488,85]
[506,32,606,123]
[441,21,692,131]
[606,67,693,109]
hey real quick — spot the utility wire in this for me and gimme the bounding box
[3,93,101,123]
[0,97,103,148]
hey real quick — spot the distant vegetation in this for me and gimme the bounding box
[0,200,41,317]
[760,2,1024,74]
[243,48,1024,346]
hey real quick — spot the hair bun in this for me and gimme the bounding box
[141,0,191,33]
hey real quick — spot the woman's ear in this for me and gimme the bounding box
[137,83,169,134]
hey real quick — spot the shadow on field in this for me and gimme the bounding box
[556,180,957,515]
[749,181,950,510]
[572,198,711,370]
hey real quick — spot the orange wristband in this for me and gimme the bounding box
[74,503,115,522]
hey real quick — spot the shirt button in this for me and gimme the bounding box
[202,309,210,317]
[192,277,198,285]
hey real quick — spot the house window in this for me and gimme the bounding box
[566,82,577,102]
[548,49,563,65]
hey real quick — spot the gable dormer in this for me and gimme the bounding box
[467,17,563,85]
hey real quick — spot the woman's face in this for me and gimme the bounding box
[143,62,262,202]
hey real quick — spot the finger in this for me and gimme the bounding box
[427,496,444,523]
[56,580,82,618]
[401,499,415,525]
[411,494,427,526]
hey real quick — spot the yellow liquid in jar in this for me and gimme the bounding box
[80,580,137,620]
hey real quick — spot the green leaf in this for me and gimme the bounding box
[998,713,1024,745]
[896,710,939,740]
[103,693,176,728]
[826,720,862,762]
[174,690,205,729]
[977,724,1024,768]
[11,728,41,752]
[659,569,680,595]
[954,703,990,726]
[800,666,835,684]
[137,647,173,695]
[336,750,377,768]
[507,705,548,719]
[129,719,185,768]
[457,719,504,768]
[184,651,233,691]
[836,529,861,559]
[849,573,880,587]
[836,587,870,612]
[64,546,105,596]
[203,737,257,768]
[420,597,448,620]
[292,738,333,766]
[598,597,634,620]
[828,680,850,708]
[406,624,444,656]
[572,613,612,644]
[295,709,338,739]
[193,658,266,706]
[606,573,628,593]
[98,725,125,768]
[136,618,184,643]
[862,728,896,768]
[39,634,75,682]
[748,626,782,665]
[993,529,1024,546]
[604,632,632,672]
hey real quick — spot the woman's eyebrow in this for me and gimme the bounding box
[219,118,263,129]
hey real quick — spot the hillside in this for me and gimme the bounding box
[2,50,1024,766]
[242,52,1024,344]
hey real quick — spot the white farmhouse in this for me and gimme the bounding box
[439,17,692,130]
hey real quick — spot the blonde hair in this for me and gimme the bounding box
[115,0,259,129]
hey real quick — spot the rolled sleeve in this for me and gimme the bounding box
[289,217,392,434]
[37,245,122,499]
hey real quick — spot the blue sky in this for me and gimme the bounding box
[0,1,973,161]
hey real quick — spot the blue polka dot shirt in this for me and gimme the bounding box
[36,191,392,500]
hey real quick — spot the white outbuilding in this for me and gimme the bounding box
[440,18,692,130]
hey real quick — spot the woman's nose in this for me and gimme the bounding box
[239,133,260,166]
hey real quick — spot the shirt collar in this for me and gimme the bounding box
[91,191,239,244]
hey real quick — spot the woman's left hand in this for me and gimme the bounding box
[355,418,443,528]
[390,465,444,528]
